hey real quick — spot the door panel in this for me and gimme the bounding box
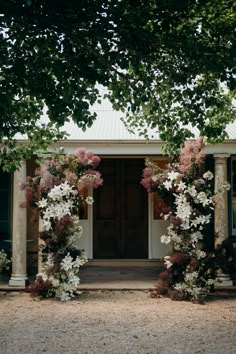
[93,158,148,258]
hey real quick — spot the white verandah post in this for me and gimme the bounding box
[9,161,28,287]
[214,154,233,286]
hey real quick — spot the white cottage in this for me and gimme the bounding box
[1,100,236,286]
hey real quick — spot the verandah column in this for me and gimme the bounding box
[9,160,28,286]
[214,153,232,286]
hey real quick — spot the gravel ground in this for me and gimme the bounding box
[0,291,235,354]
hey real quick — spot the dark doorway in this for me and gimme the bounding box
[93,158,148,258]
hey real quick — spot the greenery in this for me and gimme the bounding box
[1,0,236,170]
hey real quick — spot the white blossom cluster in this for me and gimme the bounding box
[174,269,214,298]
[38,250,88,301]
[37,182,89,301]
[47,181,77,201]
[66,216,83,250]
[158,169,216,298]
[0,249,11,271]
[160,170,214,255]
[38,182,78,230]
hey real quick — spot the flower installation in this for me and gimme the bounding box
[22,148,102,301]
[141,138,230,302]
[0,249,10,273]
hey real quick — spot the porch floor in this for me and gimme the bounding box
[0,265,163,291]
[79,265,162,290]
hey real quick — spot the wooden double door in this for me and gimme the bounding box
[93,158,148,258]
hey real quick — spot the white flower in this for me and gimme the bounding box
[161,235,171,244]
[42,199,74,225]
[45,253,54,268]
[175,194,192,229]
[163,179,173,190]
[68,274,80,286]
[174,282,186,291]
[190,287,202,297]
[36,272,48,281]
[164,256,173,269]
[196,250,206,259]
[185,271,198,282]
[42,219,52,231]
[177,181,186,191]
[187,185,197,198]
[191,214,211,227]
[0,250,11,271]
[59,291,71,302]
[151,175,159,182]
[172,234,182,245]
[203,171,214,180]
[85,196,94,205]
[73,255,87,268]
[196,191,213,207]
[61,254,74,271]
[196,178,206,185]
[207,279,214,285]
[191,231,203,243]
[38,198,48,208]
[164,213,170,221]
[51,278,60,287]
[167,171,180,181]
[48,181,77,201]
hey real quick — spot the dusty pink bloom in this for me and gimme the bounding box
[64,171,78,186]
[77,170,103,190]
[170,253,186,265]
[91,155,101,167]
[20,182,28,190]
[40,173,61,194]
[141,168,156,192]
[74,147,86,163]
[178,137,205,174]
[169,216,182,226]
[86,151,94,159]
[55,216,72,235]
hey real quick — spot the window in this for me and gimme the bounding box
[0,168,12,251]
[232,158,236,235]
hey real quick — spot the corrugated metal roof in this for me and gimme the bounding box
[62,100,153,141]
[62,99,236,141]
[15,97,236,141]
[225,122,236,139]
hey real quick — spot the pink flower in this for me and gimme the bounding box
[178,137,205,174]
[91,155,101,168]
[74,147,86,157]
[169,216,182,226]
[77,170,103,191]
[74,147,87,164]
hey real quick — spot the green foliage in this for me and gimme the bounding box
[0,0,236,170]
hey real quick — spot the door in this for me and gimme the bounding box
[93,158,148,258]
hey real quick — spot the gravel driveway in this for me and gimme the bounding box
[0,291,235,354]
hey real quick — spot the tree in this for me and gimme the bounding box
[0,0,236,170]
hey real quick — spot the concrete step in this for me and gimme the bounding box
[86,259,163,267]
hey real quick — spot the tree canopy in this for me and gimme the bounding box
[0,0,236,170]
